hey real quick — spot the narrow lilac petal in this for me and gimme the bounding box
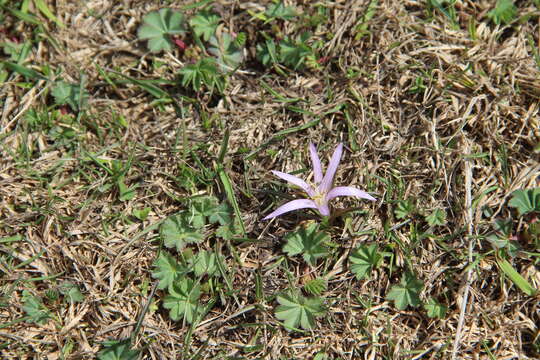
[319,143,343,193]
[263,199,318,220]
[326,186,376,202]
[271,170,315,197]
[309,143,323,184]
[317,201,331,217]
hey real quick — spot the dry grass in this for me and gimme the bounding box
[1,0,539,359]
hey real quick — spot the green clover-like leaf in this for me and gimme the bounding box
[265,1,297,21]
[189,10,220,41]
[179,57,225,94]
[275,292,326,330]
[163,277,201,323]
[283,223,329,266]
[132,207,151,221]
[386,272,423,310]
[160,212,204,251]
[279,33,313,70]
[508,188,540,217]
[349,244,382,280]
[22,290,51,325]
[189,250,221,277]
[394,199,414,220]
[97,339,140,360]
[424,298,447,319]
[425,208,446,226]
[58,282,84,303]
[152,251,187,290]
[256,39,279,67]
[51,80,89,111]
[138,8,186,52]
[208,33,244,71]
[208,202,232,225]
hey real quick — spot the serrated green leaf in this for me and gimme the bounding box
[189,10,220,41]
[283,223,329,266]
[189,250,220,277]
[386,272,423,310]
[160,212,204,251]
[117,176,137,201]
[97,339,139,360]
[22,290,51,325]
[208,33,244,71]
[208,202,232,225]
[163,277,201,323]
[279,34,313,70]
[425,208,446,226]
[508,188,540,217]
[265,1,297,21]
[138,9,186,52]
[152,252,187,290]
[59,282,84,303]
[349,244,382,280]
[394,199,414,219]
[424,298,447,318]
[51,80,89,111]
[256,39,279,66]
[303,278,327,296]
[179,57,225,94]
[132,207,151,221]
[275,292,325,330]
[192,195,219,217]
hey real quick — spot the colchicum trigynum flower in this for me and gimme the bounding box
[263,143,375,220]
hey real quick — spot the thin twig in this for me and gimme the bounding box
[451,142,474,359]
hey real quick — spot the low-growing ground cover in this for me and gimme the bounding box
[0,0,539,359]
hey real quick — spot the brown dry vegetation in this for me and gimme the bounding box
[1,0,539,359]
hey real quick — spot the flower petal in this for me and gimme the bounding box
[271,170,315,197]
[319,143,343,193]
[309,143,323,184]
[326,186,376,202]
[316,201,331,217]
[263,199,318,220]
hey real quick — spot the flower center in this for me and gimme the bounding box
[312,191,326,207]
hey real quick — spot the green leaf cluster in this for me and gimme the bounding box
[154,195,236,323]
[508,188,540,217]
[487,0,517,25]
[208,33,244,71]
[22,290,51,325]
[138,8,186,52]
[97,339,139,360]
[386,272,423,310]
[283,222,329,266]
[179,57,225,95]
[256,32,316,70]
[189,10,220,41]
[51,80,89,111]
[275,291,326,330]
[349,244,383,280]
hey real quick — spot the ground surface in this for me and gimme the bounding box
[1,0,539,359]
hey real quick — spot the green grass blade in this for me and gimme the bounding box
[497,258,537,296]
[217,166,246,236]
[33,0,65,28]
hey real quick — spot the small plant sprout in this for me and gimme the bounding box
[263,143,375,220]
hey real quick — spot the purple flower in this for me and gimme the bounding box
[263,143,375,220]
